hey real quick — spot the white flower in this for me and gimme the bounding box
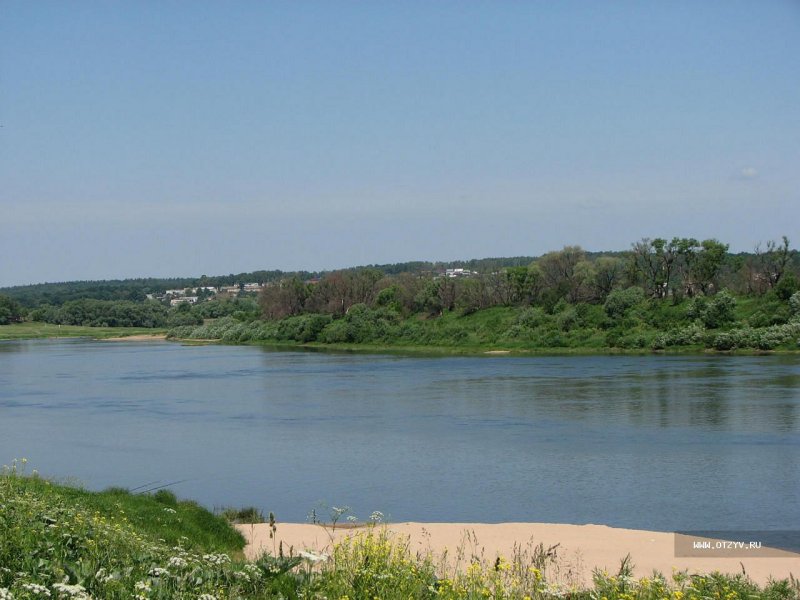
[198,595,217,600]
[93,568,115,584]
[51,583,89,599]
[21,584,51,597]
[167,556,187,569]
[134,581,151,593]
[242,564,262,579]
[369,511,384,523]
[162,507,177,514]
[0,587,14,600]
[148,567,168,577]
[202,553,230,565]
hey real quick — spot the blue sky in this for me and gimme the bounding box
[2,1,799,286]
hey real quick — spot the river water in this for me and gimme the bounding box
[1,339,798,531]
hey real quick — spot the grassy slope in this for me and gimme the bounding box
[6,474,244,554]
[0,322,166,340]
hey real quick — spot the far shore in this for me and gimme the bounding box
[3,323,800,355]
[102,333,168,341]
[237,522,800,587]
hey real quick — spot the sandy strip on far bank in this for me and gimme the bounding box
[102,334,168,341]
[236,522,799,587]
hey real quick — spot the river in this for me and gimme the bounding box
[1,338,798,530]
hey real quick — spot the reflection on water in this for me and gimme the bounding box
[1,339,799,531]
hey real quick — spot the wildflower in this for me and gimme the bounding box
[94,568,115,584]
[232,571,250,581]
[21,583,51,597]
[167,556,188,569]
[243,564,262,580]
[162,507,177,514]
[198,595,217,600]
[148,567,168,577]
[202,553,231,565]
[51,583,89,599]
[495,556,510,571]
[0,588,13,600]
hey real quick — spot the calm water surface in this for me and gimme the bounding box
[1,339,798,531]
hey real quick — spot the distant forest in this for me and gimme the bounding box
[2,239,797,311]
[3,238,800,351]
[0,256,544,307]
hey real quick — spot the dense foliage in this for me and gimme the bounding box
[27,300,195,328]
[0,294,25,325]
[166,236,800,352]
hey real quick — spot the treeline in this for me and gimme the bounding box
[259,237,800,320]
[0,257,576,308]
[164,236,800,352]
[26,297,259,328]
[0,272,308,308]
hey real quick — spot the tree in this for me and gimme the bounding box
[691,239,729,295]
[755,236,792,291]
[591,256,624,300]
[259,278,308,320]
[535,246,587,303]
[0,294,25,325]
[630,239,662,298]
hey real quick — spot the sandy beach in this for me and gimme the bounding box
[102,334,168,341]
[237,522,800,586]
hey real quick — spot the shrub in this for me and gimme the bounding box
[789,291,800,316]
[687,290,737,329]
[516,307,548,329]
[604,287,646,319]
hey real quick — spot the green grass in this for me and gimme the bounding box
[2,465,799,600]
[0,322,166,340]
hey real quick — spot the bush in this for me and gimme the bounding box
[687,290,736,329]
[604,287,645,319]
[789,291,800,316]
[651,322,707,349]
[516,307,548,329]
[775,272,799,301]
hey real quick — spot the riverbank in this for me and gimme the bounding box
[4,471,799,599]
[0,322,167,340]
[238,522,800,587]
[247,339,800,356]
[167,299,800,354]
[102,333,167,341]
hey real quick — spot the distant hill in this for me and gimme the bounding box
[1,257,543,307]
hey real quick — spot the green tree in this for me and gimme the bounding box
[0,294,25,324]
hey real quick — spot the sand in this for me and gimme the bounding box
[236,522,800,586]
[102,334,167,341]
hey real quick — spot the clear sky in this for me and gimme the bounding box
[2,1,799,286]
